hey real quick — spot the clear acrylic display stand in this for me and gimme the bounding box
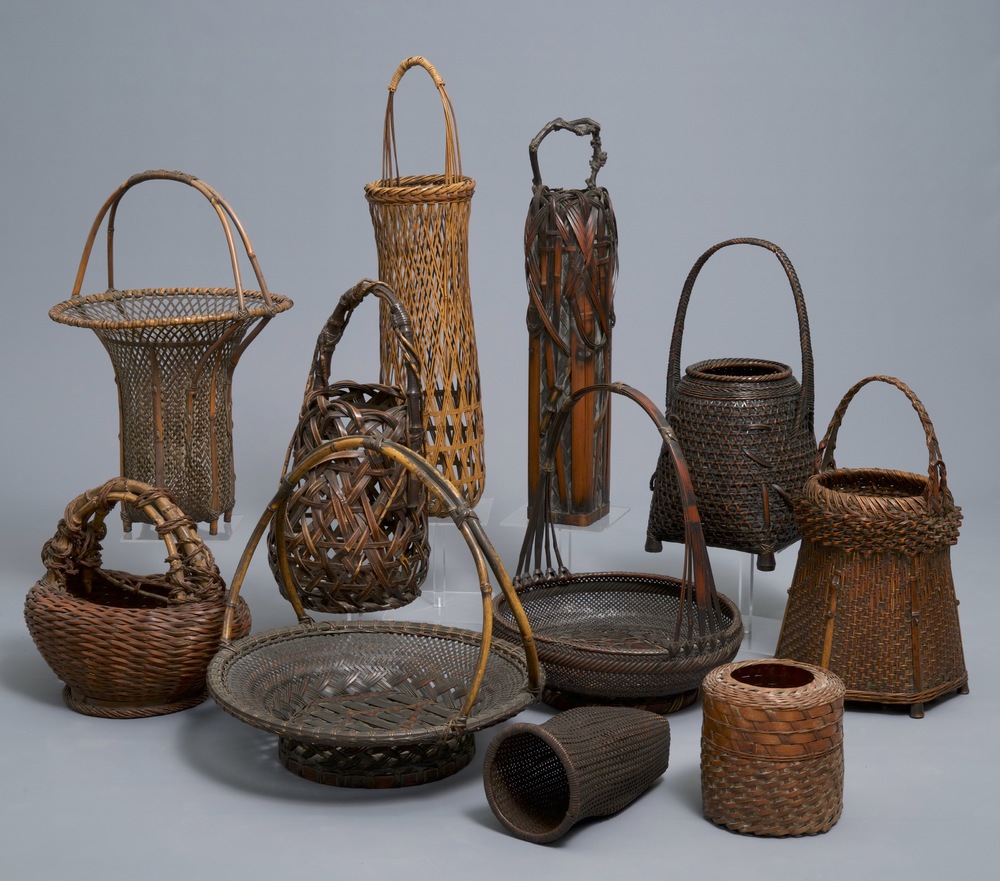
[498,505,631,572]
[427,497,495,608]
[121,515,244,542]
[735,551,784,657]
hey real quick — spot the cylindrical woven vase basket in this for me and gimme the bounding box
[365,56,485,516]
[266,279,429,613]
[24,478,251,718]
[701,659,845,837]
[483,706,670,843]
[526,117,617,527]
[49,170,292,533]
[775,375,967,718]
[646,237,816,570]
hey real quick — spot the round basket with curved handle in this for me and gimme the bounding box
[24,477,251,718]
[208,435,542,788]
[49,170,293,532]
[497,382,743,713]
[266,279,429,614]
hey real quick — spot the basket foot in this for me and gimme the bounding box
[909,702,925,719]
[644,534,663,553]
[541,685,699,715]
[958,682,970,695]
[62,685,207,719]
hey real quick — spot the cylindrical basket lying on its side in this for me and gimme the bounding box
[365,56,486,515]
[526,117,617,526]
[24,478,251,718]
[776,375,968,718]
[266,279,429,614]
[49,170,293,533]
[646,237,816,570]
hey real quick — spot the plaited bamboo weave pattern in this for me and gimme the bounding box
[49,170,292,533]
[776,375,967,718]
[365,56,485,515]
[266,280,429,613]
[526,117,617,526]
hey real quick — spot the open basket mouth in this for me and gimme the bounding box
[814,467,930,501]
[686,358,793,382]
[364,173,476,204]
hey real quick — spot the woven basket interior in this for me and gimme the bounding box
[815,469,927,500]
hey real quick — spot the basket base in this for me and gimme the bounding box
[62,685,208,719]
[844,677,969,719]
[541,685,700,715]
[278,733,476,788]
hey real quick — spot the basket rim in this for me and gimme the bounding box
[808,466,933,504]
[364,172,475,203]
[684,357,794,383]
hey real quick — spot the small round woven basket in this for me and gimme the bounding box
[701,658,845,837]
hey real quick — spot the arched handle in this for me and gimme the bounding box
[41,478,223,604]
[381,56,462,185]
[71,169,277,313]
[666,238,814,433]
[220,435,543,718]
[528,117,606,189]
[816,375,948,505]
[519,382,721,624]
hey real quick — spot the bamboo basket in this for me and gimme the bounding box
[775,375,967,718]
[495,383,743,712]
[526,117,617,526]
[49,170,293,533]
[208,436,542,788]
[646,238,816,570]
[24,478,251,718]
[266,279,429,613]
[365,56,485,516]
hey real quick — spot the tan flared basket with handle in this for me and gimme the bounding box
[365,56,485,516]
[50,170,293,533]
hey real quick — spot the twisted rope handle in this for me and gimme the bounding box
[71,169,277,313]
[666,238,815,433]
[528,117,606,189]
[221,435,543,717]
[381,56,462,185]
[817,375,948,506]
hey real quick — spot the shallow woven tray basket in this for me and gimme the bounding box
[24,478,251,718]
[49,170,292,533]
[365,56,486,515]
[646,237,816,570]
[775,375,967,718]
[208,435,542,788]
[266,279,429,613]
[526,117,617,527]
[495,383,743,713]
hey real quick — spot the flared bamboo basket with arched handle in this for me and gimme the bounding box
[495,382,743,713]
[208,436,542,788]
[364,56,485,516]
[49,170,293,533]
[266,279,429,614]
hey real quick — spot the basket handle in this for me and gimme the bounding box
[665,238,815,433]
[381,56,462,185]
[70,169,277,313]
[528,117,606,189]
[518,382,722,622]
[221,435,543,717]
[817,375,948,505]
[41,478,223,604]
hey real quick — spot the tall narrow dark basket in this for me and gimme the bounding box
[49,170,293,532]
[526,117,617,526]
[266,279,429,614]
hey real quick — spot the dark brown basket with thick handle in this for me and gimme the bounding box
[775,375,967,718]
[526,117,617,527]
[365,56,485,515]
[495,383,743,713]
[49,170,293,533]
[24,478,251,718]
[266,279,429,614]
[646,238,816,570]
[208,436,542,789]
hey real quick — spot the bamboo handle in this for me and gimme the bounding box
[388,56,445,91]
[528,117,606,189]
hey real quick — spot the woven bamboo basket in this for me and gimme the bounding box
[365,56,485,516]
[526,117,617,527]
[208,436,542,788]
[49,170,293,533]
[495,383,743,713]
[483,706,670,843]
[701,659,845,837]
[24,478,251,718]
[646,237,816,570]
[266,279,429,614]
[775,375,968,718]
